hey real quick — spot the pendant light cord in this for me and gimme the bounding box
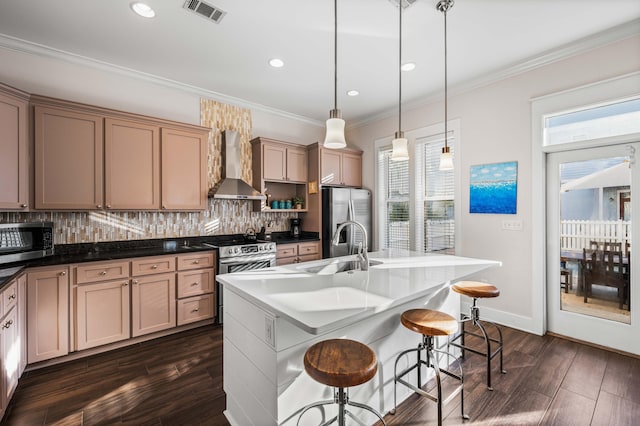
[333,0,338,112]
[398,2,402,134]
[444,4,448,148]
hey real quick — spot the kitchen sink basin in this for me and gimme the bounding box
[298,258,383,275]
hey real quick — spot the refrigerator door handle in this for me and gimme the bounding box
[348,200,354,253]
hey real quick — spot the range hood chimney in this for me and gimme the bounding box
[208,130,266,200]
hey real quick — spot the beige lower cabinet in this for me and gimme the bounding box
[17,273,27,375]
[276,241,321,265]
[27,266,69,364]
[74,260,131,350]
[75,279,131,351]
[176,252,215,325]
[0,277,20,415]
[131,272,176,337]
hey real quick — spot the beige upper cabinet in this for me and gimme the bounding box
[105,118,160,210]
[161,128,208,211]
[320,148,362,187]
[256,138,308,183]
[32,96,210,211]
[0,86,29,211]
[34,105,104,210]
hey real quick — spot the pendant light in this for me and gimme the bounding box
[323,0,347,149]
[438,0,454,170]
[390,0,408,162]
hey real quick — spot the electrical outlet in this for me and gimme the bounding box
[264,315,275,347]
[502,219,523,231]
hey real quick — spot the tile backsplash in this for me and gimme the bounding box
[0,199,298,245]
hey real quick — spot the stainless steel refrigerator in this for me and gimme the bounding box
[322,187,372,258]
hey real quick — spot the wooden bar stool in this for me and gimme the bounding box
[448,281,506,390]
[392,309,468,426]
[297,338,387,426]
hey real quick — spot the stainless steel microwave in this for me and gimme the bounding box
[0,222,54,265]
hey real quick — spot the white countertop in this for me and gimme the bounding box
[217,249,500,334]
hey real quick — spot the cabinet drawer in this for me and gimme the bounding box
[76,261,130,284]
[177,269,214,298]
[177,294,214,325]
[177,252,215,271]
[298,253,321,263]
[276,256,298,266]
[298,242,320,256]
[277,245,297,258]
[2,280,17,314]
[131,255,176,276]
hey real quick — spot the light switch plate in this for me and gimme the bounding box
[502,219,523,231]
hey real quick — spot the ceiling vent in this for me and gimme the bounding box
[388,0,418,9]
[183,0,227,23]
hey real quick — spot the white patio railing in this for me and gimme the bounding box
[561,220,631,251]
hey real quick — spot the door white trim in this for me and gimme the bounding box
[531,72,640,344]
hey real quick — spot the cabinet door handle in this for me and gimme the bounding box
[162,205,166,209]
[106,205,111,209]
[3,320,13,329]
[193,260,199,265]
[59,271,66,276]
[8,294,16,300]
[97,204,102,208]
[191,308,199,313]
[132,280,139,285]
[122,281,129,287]
[151,265,158,269]
[191,282,199,287]
[100,271,107,275]
[20,204,27,208]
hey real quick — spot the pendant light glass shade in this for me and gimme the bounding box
[439,144,453,170]
[324,0,347,149]
[391,131,408,161]
[324,110,347,149]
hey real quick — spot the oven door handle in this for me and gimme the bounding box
[219,254,277,265]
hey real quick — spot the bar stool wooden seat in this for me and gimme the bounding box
[392,309,468,426]
[297,338,387,426]
[448,281,506,390]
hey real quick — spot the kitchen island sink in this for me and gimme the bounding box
[217,249,500,426]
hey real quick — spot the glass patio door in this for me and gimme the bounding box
[547,143,639,353]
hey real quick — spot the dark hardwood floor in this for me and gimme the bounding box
[2,324,639,425]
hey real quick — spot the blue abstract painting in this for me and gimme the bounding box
[469,161,518,214]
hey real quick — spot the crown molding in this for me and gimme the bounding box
[347,18,640,131]
[0,34,324,128]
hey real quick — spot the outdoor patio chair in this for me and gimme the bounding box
[583,247,629,310]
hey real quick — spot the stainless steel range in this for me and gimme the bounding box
[215,239,276,324]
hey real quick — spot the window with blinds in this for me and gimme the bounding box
[377,148,410,250]
[416,135,455,254]
[377,133,455,253]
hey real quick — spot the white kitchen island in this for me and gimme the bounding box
[217,249,500,426]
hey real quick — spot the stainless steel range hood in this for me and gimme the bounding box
[208,130,266,200]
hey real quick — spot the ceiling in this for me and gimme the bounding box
[0,0,638,125]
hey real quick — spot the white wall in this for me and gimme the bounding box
[0,46,325,142]
[346,35,640,334]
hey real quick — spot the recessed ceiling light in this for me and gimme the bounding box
[131,2,155,18]
[347,90,359,97]
[401,62,416,71]
[269,58,285,68]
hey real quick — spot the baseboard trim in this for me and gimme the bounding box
[460,300,540,335]
[546,331,640,360]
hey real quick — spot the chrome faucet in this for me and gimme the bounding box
[331,220,369,271]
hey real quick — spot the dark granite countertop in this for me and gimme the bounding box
[0,232,321,289]
[266,231,320,245]
[0,236,218,288]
